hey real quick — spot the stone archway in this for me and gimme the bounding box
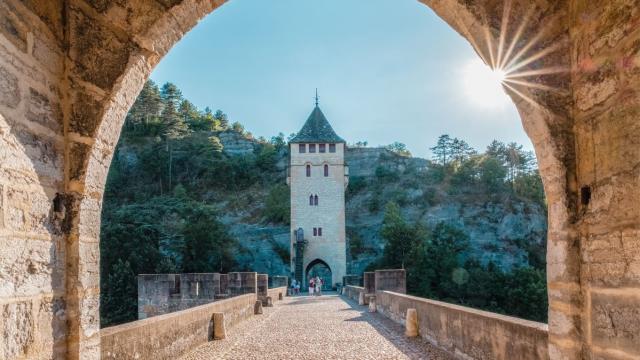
[0,1,638,359]
[306,259,332,291]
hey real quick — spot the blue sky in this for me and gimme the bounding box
[151,0,531,158]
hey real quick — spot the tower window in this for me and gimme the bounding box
[309,195,314,206]
[309,144,316,153]
[324,164,329,177]
[314,195,319,206]
[329,144,336,153]
[313,227,317,236]
[299,144,306,153]
[318,227,322,236]
[306,164,311,177]
[319,144,326,153]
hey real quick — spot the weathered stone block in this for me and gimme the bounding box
[26,87,61,131]
[405,308,418,337]
[0,1,28,53]
[0,236,62,297]
[2,300,35,359]
[68,6,132,90]
[591,291,640,357]
[70,90,101,137]
[211,312,226,340]
[0,64,20,108]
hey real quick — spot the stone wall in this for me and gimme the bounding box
[344,285,365,302]
[228,272,257,296]
[375,291,549,360]
[101,293,257,360]
[374,269,406,294]
[137,273,223,319]
[363,272,375,294]
[267,287,288,302]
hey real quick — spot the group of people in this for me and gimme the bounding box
[290,276,324,296]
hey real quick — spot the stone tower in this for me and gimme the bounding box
[287,104,348,289]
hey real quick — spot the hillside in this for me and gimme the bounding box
[100,80,547,326]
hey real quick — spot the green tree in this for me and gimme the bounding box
[160,82,183,106]
[100,259,137,327]
[264,184,290,224]
[386,142,411,156]
[214,109,229,129]
[430,134,453,167]
[480,156,507,191]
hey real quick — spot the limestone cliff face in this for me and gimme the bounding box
[224,145,547,278]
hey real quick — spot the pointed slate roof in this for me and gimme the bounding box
[289,106,345,143]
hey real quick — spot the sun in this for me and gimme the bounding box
[461,58,509,109]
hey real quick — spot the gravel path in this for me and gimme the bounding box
[181,294,453,360]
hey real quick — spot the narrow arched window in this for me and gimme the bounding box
[306,164,311,177]
[314,195,319,206]
[324,164,329,177]
[309,195,314,206]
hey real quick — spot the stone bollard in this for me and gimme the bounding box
[358,291,365,306]
[279,292,283,300]
[254,300,263,315]
[212,312,226,340]
[405,308,418,337]
[368,296,376,313]
[265,296,273,307]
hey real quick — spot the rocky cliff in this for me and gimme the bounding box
[216,138,547,278]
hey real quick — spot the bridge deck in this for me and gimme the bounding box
[181,294,452,360]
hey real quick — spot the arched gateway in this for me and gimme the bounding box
[305,259,332,291]
[0,1,638,359]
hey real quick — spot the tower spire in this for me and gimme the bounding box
[315,88,319,107]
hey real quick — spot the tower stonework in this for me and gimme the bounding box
[288,105,348,289]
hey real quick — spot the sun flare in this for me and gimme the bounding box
[461,58,509,109]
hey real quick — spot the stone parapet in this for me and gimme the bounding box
[375,269,406,294]
[375,291,549,360]
[343,285,365,303]
[363,272,376,294]
[101,293,257,360]
[228,272,258,296]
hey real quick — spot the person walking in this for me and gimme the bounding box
[309,277,315,296]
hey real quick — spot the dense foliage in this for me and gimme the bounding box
[370,201,547,322]
[100,81,288,326]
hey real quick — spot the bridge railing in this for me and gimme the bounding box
[344,269,549,360]
[103,272,288,359]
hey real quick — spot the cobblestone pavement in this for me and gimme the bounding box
[181,294,453,360]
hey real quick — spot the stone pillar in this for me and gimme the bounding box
[212,313,226,340]
[375,269,406,294]
[368,296,377,313]
[358,291,365,306]
[257,274,268,303]
[254,300,263,315]
[363,272,376,294]
[405,308,418,337]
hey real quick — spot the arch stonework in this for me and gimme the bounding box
[0,0,637,359]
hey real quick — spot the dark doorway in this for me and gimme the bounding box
[306,259,332,291]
